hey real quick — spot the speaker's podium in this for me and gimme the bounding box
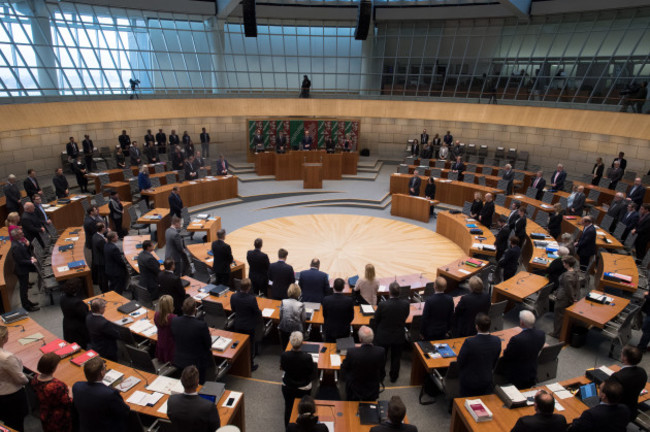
[303,163,323,189]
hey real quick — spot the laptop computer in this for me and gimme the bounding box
[336,336,355,356]
[577,382,600,408]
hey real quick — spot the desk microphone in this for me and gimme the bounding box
[516,273,533,285]
[132,366,150,387]
[20,335,46,345]
[9,324,25,332]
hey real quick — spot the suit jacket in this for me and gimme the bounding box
[411,142,420,156]
[156,132,167,145]
[84,215,101,248]
[568,403,629,432]
[514,216,527,241]
[495,225,511,260]
[628,185,645,207]
[370,423,418,432]
[211,239,233,274]
[230,290,262,333]
[457,333,502,396]
[612,157,627,172]
[21,211,43,243]
[170,315,212,370]
[499,245,521,280]
[86,313,119,360]
[171,151,184,171]
[502,328,545,388]
[621,210,639,229]
[268,260,295,300]
[60,294,90,348]
[23,177,40,198]
[184,160,198,181]
[420,133,429,145]
[247,249,270,293]
[129,147,141,165]
[82,138,94,154]
[281,350,315,388]
[299,268,330,303]
[453,292,490,337]
[53,174,69,198]
[548,211,564,238]
[137,250,161,298]
[72,381,130,432]
[451,145,463,159]
[169,134,180,145]
[165,227,185,262]
[11,241,36,276]
[322,293,355,341]
[451,161,466,180]
[532,177,546,200]
[200,132,210,144]
[159,271,186,316]
[168,393,220,432]
[341,344,386,401]
[609,167,623,188]
[144,145,158,163]
[511,413,567,432]
[118,134,131,150]
[301,136,313,150]
[480,201,495,227]
[421,293,454,340]
[216,159,229,175]
[569,192,586,216]
[66,141,80,158]
[3,183,21,213]
[503,170,515,194]
[550,170,566,191]
[374,298,409,345]
[576,225,597,260]
[612,365,648,420]
[607,200,628,222]
[592,163,605,184]
[91,232,106,266]
[443,134,453,145]
[409,176,422,196]
[276,136,287,153]
[168,192,183,218]
[104,242,127,278]
[637,214,650,246]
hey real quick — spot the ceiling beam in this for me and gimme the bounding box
[217,0,240,18]
[497,0,530,20]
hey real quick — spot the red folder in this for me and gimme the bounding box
[40,339,68,354]
[71,350,99,366]
[55,343,81,358]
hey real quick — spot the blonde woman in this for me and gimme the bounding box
[470,192,483,219]
[154,295,176,363]
[0,325,29,431]
[355,264,379,306]
[279,283,306,349]
[5,212,27,245]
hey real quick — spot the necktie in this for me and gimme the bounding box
[534,178,539,188]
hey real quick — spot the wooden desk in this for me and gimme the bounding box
[140,176,238,209]
[390,174,502,208]
[437,257,490,292]
[98,201,132,231]
[254,152,275,176]
[51,227,93,298]
[391,193,437,223]
[90,290,252,378]
[186,216,221,243]
[410,327,522,385]
[506,194,555,219]
[186,243,246,288]
[85,169,124,193]
[436,212,496,257]
[596,252,638,293]
[561,216,623,251]
[256,151,345,180]
[0,227,17,313]
[103,181,131,202]
[341,152,358,175]
[341,273,431,297]
[303,163,323,189]
[6,317,245,431]
[573,181,618,206]
[122,235,163,272]
[491,272,549,309]
[559,290,630,343]
[553,190,596,207]
[45,195,89,231]
[289,399,407,432]
[136,208,171,248]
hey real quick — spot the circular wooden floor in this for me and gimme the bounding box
[227,214,465,280]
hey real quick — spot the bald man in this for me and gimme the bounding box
[21,202,46,247]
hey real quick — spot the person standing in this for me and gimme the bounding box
[86,299,120,361]
[321,278,354,342]
[0,325,30,432]
[169,129,180,148]
[107,190,126,239]
[66,136,80,162]
[167,366,220,432]
[451,156,466,181]
[278,284,306,350]
[298,258,330,303]
[104,232,128,295]
[591,157,605,186]
[168,186,183,218]
[453,276,490,337]
[608,161,624,190]
[420,129,429,146]
[280,332,315,426]
[60,279,90,348]
[52,168,69,198]
[154,295,176,363]
[165,216,187,276]
[268,248,295,300]
[9,228,40,311]
[72,156,89,192]
[300,75,311,98]
[91,223,108,293]
[510,390,567,432]
[550,256,579,339]
[211,229,232,286]
[230,278,262,371]
[549,164,566,191]
[478,193,495,227]
[31,353,73,432]
[200,127,210,158]
[499,236,522,281]
[158,261,187,316]
[611,151,627,173]
[568,379,630,432]
[354,263,379,306]
[118,130,131,156]
[129,141,142,166]
[82,134,95,172]
[4,175,22,214]
[247,238,270,296]
[457,313,502,397]
[341,326,385,401]
[502,164,515,195]
[420,277,454,340]
[531,171,546,200]
[23,168,42,200]
[575,216,596,270]
[631,204,650,261]
[374,282,410,383]
[137,240,161,299]
[611,345,647,421]
[155,128,167,154]
[184,154,200,181]
[171,298,212,384]
[501,311,545,389]
[408,174,421,196]
[216,154,229,175]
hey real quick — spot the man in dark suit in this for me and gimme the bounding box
[159,260,187,316]
[575,216,596,270]
[495,216,511,261]
[443,131,453,146]
[502,163,515,195]
[211,229,232,286]
[275,131,287,154]
[144,129,155,146]
[82,135,95,172]
[531,171,546,200]
[9,228,39,311]
[457,313,502,397]
[322,278,354,342]
[104,232,127,294]
[72,156,89,192]
[72,357,130,432]
[171,145,185,171]
[411,139,420,157]
[298,258,330,303]
[184,155,199,181]
[567,185,586,216]
[513,206,527,245]
[501,310,545,389]
[52,167,69,198]
[499,237,521,281]
[479,193,495,227]
[171,298,212,384]
[451,141,463,160]
[91,223,108,293]
[168,186,183,218]
[156,128,167,154]
[199,127,210,158]
[165,216,186,276]
[66,136,80,161]
[607,192,628,231]
[33,196,51,228]
[23,168,42,200]
[627,177,646,209]
[3,174,22,214]
[251,128,264,152]
[420,129,429,146]
[230,278,261,370]
[84,206,102,250]
[247,238,270,296]
[408,175,421,196]
[143,142,158,163]
[369,396,418,432]
[612,151,627,173]
[86,298,120,361]
[611,345,647,421]
[451,156,466,181]
[421,277,454,340]
[118,130,131,155]
[550,164,566,191]
[620,203,640,241]
[301,130,313,151]
[216,154,229,175]
[341,326,385,401]
[21,202,45,247]
[168,366,220,432]
[453,276,490,337]
[374,282,410,382]
[568,378,630,432]
[511,390,567,432]
[632,204,650,260]
[608,161,624,190]
[129,141,142,166]
[169,129,179,147]
[137,240,161,299]
[268,248,295,300]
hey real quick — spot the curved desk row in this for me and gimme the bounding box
[390,193,438,223]
[435,211,496,257]
[0,227,16,313]
[390,173,502,207]
[51,227,94,298]
[140,175,238,209]
[255,150,358,179]
[5,317,245,430]
[406,165,523,190]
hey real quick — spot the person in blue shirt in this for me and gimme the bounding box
[138,167,152,191]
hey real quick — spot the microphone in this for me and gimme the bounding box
[20,335,45,345]
[516,273,533,285]
[9,324,25,332]
[132,366,150,387]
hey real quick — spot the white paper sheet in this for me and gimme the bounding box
[330,354,342,367]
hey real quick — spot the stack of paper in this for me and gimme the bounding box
[130,320,157,336]
[127,390,164,407]
[330,354,342,367]
[262,308,275,318]
[547,382,573,400]
[146,376,185,395]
